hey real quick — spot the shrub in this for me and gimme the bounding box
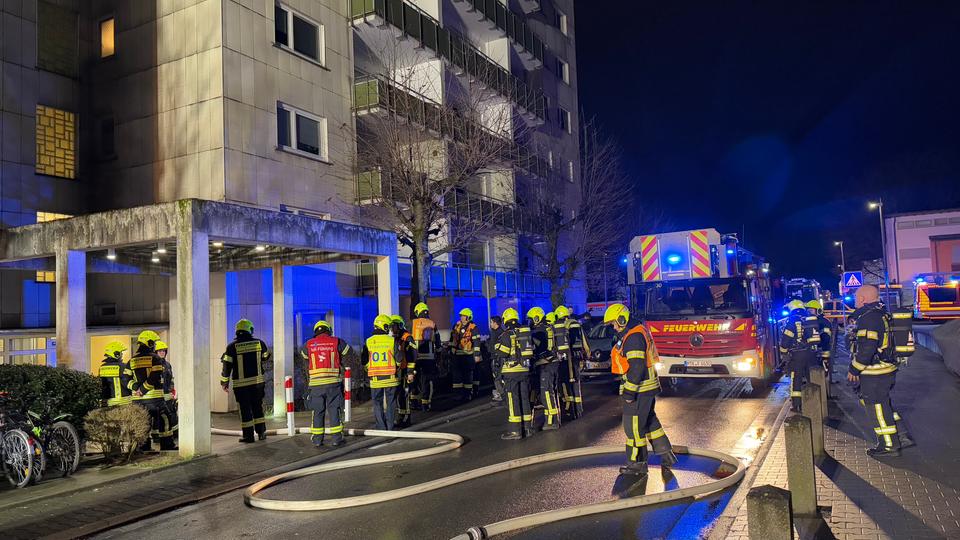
[84,405,150,463]
[0,365,101,434]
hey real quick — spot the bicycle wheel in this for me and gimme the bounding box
[2,429,34,489]
[49,421,81,476]
[30,437,45,484]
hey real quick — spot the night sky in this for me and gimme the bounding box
[576,1,960,287]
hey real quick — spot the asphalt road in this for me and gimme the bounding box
[98,375,789,540]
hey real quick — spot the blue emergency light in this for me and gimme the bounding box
[726,248,735,255]
[666,253,681,265]
[915,277,925,284]
[844,295,853,302]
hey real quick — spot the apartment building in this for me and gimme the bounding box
[0,0,579,455]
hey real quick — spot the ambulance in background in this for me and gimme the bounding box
[626,228,779,391]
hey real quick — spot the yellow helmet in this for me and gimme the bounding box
[104,341,127,359]
[805,300,823,311]
[154,340,168,352]
[458,308,474,320]
[545,312,557,324]
[235,318,254,334]
[413,302,429,317]
[314,320,332,334]
[554,305,571,319]
[526,306,545,325]
[373,314,392,331]
[391,315,405,328]
[137,330,160,346]
[502,307,520,324]
[603,303,630,326]
[785,300,805,313]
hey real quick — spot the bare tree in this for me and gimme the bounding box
[524,118,632,306]
[350,37,529,309]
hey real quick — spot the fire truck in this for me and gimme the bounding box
[914,273,960,320]
[626,228,780,390]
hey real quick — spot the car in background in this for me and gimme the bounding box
[583,323,616,375]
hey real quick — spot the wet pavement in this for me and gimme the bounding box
[97,375,790,540]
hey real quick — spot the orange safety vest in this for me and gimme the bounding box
[304,334,342,386]
[452,321,477,353]
[611,324,658,375]
[366,334,399,388]
[396,331,413,369]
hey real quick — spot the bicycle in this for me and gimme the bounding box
[0,393,36,489]
[0,393,81,485]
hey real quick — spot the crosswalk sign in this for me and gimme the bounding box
[843,271,864,288]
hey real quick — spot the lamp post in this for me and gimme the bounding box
[833,241,846,274]
[868,200,890,306]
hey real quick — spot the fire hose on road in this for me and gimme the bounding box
[211,426,746,539]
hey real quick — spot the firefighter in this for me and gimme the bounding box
[606,303,677,480]
[488,315,506,404]
[806,300,834,380]
[300,320,351,447]
[411,303,440,411]
[363,315,401,430]
[449,308,481,401]
[495,308,534,440]
[392,315,416,428]
[847,285,912,457]
[556,305,586,419]
[529,307,561,430]
[154,341,178,445]
[130,330,176,451]
[99,341,132,407]
[779,299,820,412]
[220,319,271,443]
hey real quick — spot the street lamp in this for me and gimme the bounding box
[868,199,890,307]
[833,241,845,274]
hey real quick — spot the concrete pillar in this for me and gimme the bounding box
[55,245,88,372]
[784,415,818,517]
[747,485,793,540]
[173,226,211,458]
[208,272,234,413]
[376,254,399,315]
[272,264,294,418]
[809,366,828,413]
[802,383,825,457]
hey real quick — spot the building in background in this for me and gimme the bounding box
[885,208,960,305]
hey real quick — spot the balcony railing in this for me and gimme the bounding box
[455,0,544,63]
[358,259,551,298]
[442,188,539,235]
[352,0,544,119]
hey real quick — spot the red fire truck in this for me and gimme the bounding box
[626,228,780,390]
[914,273,960,320]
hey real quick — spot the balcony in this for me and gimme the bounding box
[515,0,540,14]
[450,0,544,68]
[443,188,540,236]
[358,259,552,298]
[351,0,544,120]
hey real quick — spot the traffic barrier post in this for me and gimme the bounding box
[344,367,352,423]
[809,366,828,413]
[747,485,793,540]
[801,383,825,457]
[784,415,818,516]
[284,376,295,436]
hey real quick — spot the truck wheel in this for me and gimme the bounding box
[749,377,769,395]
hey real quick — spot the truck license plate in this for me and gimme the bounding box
[687,360,711,368]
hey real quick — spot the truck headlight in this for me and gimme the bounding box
[655,361,664,372]
[734,357,755,372]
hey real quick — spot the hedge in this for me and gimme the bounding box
[0,364,101,433]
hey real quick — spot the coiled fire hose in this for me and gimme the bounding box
[212,427,745,539]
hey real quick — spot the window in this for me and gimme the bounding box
[555,9,568,36]
[277,103,328,161]
[37,2,78,77]
[558,107,571,134]
[36,211,72,223]
[100,17,115,58]
[36,271,56,283]
[35,105,76,179]
[275,4,324,65]
[98,116,115,159]
[567,160,575,182]
[556,58,569,84]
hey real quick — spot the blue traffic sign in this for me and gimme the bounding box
[842,271,864,289]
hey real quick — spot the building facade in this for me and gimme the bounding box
[884,207,960,305]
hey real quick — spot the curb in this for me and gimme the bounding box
[35,400,496,540]
[707,395,793,540]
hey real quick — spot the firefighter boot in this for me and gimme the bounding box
[612,462,649,498]
[658,450,679,469]
[866,443,901,458]
[524,420,537,437]
[899,432,916,450]
[501,431,522,441]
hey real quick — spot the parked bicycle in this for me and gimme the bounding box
[0,392,36,489]
[0,392,80,487]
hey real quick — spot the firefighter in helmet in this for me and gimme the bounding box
[300,320,352,447]
[154,341,178,444]
[220,319,271,443]
[449,308,481,401]
[362,315,401,430]
[392,315,416,428]
[805,300,833,380]
[99,341,132,407]
[495,308,535,439]
[529,307,561,430]
[411,302,441,411]
[779,300,820,412]
[130,330,176,451]
[606,303,677,483]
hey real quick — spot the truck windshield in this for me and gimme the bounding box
[645,278,750,318]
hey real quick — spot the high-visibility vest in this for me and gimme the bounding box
[611,324,658,375]
[411,318,436,358]
[552,321,570,352]
[305,334,342,386]
[366,334,399,387]
[452,321,477,353]
[99,359,132,407]
[502,326,534,373]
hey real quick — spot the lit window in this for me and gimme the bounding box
[35,105,76,179]
[558,107,571,134]
[36,211,72,223]
[555,10,568,36]
[36,271,56,283]
[277,102,328,161]
[275,4,324,65]
[100,18,115,58]
[567,160,575,182]
[556,58,569,84]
